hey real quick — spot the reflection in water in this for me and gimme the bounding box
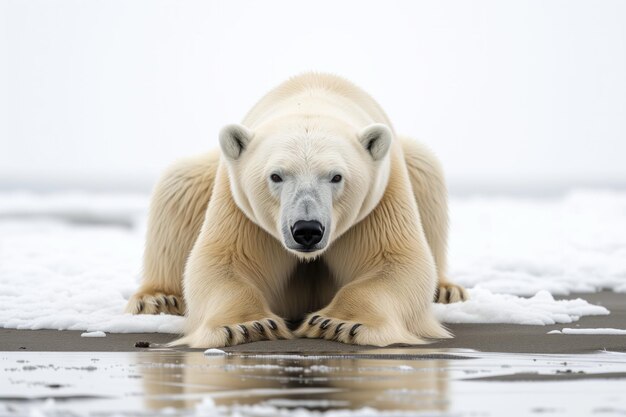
[139,351,449,412]
[2,350,626,416]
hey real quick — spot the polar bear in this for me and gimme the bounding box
[125,73,467,348]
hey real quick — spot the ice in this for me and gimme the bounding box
[0,189,625,333]
[204,348,227,355]
[80,331,106,338]
[548,327,626,336]
[549,328,626,335]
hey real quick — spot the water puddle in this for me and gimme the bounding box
[1,349,626,416]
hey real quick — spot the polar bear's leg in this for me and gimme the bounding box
[125,151,220,316]
[297,152,451,346]
[400,137,468,303]
[171,166,297,348]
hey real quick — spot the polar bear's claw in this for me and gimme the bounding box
[253,322,264,334]
[238,324,249,340]
[349,323,362,337]
[223,326,233,342]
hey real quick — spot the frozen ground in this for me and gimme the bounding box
[1,189,625,334]
[1,349,625,417]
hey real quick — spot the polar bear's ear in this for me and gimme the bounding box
[219,124,254,160]
[358,123,392,161]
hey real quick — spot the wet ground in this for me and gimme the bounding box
[1,349,626,416]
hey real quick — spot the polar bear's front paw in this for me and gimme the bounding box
[125,292,185,316]
[295,313,428,347]
[434,282,468,304]
[222,317,293,346]
[173,317,293,348]
[295,314,367,345]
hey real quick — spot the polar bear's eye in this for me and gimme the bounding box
[270,174,283,183]
[331,174,343,183]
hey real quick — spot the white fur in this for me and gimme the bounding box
[125,73,468,348]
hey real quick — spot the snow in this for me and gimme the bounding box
[432,289,609,325]
[0,193,184,334]
[80,331,106,338]
[0,189,625,334]
[450,190,626,295]
[204,348,227,355]
[549,328,626,335]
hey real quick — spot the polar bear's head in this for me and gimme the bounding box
[219,116,392,259]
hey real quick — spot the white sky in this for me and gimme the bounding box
[1,0,625,192]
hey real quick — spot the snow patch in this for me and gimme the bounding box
[0,205,184,334]
[204,348,227,355]
[450,190,626,295]
[80,331,106,338]
[558,328,626,335]
[433,289,609,325]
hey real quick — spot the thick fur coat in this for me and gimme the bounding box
[126,73,467,348]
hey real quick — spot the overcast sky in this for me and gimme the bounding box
[1,0,625,193]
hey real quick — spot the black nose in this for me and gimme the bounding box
[291,220,324,248]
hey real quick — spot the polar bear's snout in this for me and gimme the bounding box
[291,220,325,248]
[280,183,332,255]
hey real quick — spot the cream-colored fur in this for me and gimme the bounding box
[125,73,467,348]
